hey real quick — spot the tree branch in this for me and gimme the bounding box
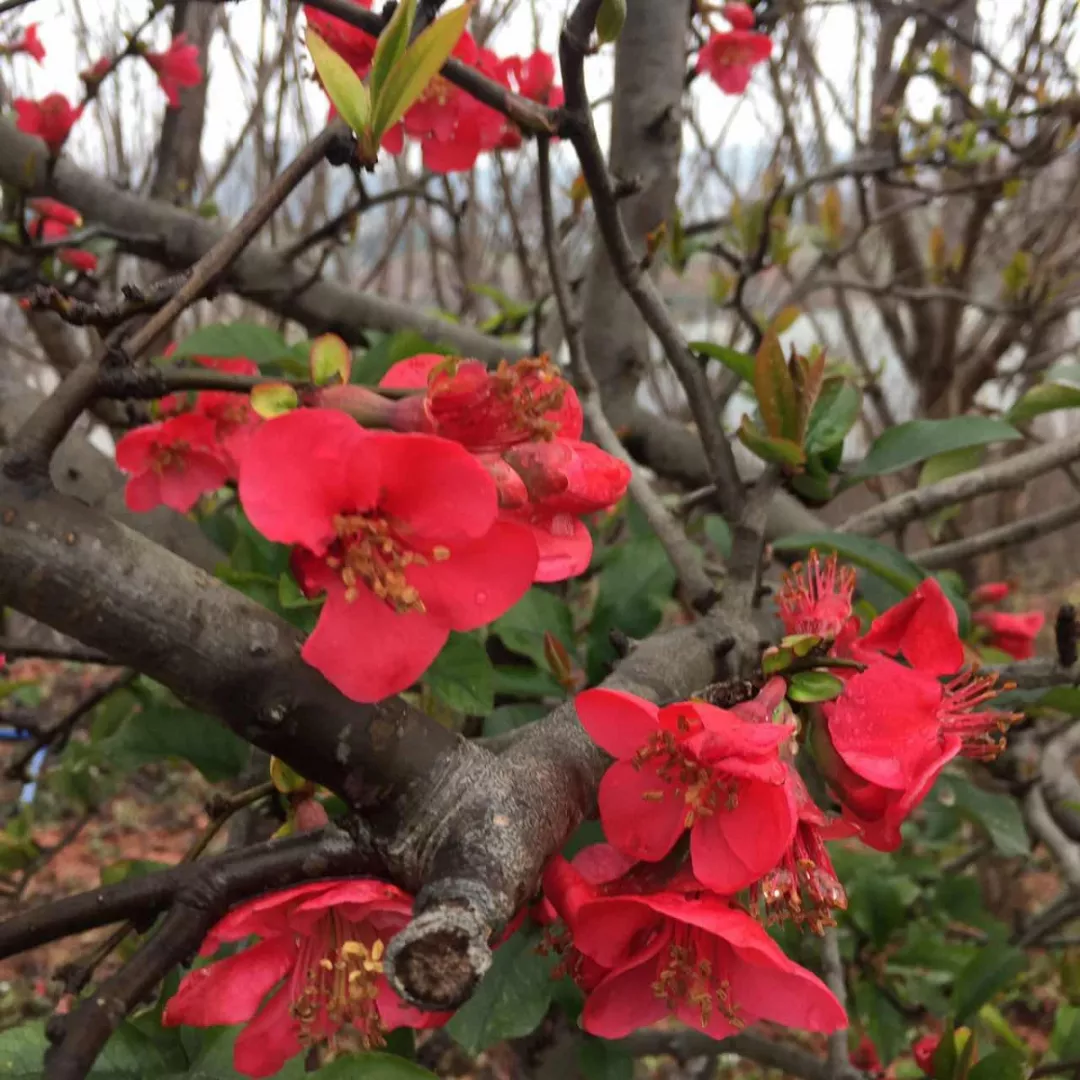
[840,431,1080,537]
[536,136,715,612]
[558,0,746,522]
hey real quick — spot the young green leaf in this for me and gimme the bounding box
[251,381,299,419]
[306,29,371,136]
[370,2,472,138]
[370,0,417,101]
[596,0,627,44]
[753,332,799,440]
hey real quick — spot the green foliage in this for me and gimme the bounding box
[446,927,558,1053]
[492,588,575,673]
[168,323,301,375]
[847,417,1021,481]
[424,631,495,715]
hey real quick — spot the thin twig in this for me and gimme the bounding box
[822,928,850,1079]
[840,431,1080,538]
[913,499,1080,569]
[0,641,111,664]
[536,137,716,611]
[2,122,346,479]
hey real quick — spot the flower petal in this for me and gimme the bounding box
[598,759,686,863]
[162,935,298,1028]
[579,945,670,1039]
[860,578,964,676]
[575,688,660,759]
[302,581,449,701]
[369,432,498,541]
[157,451,229,512]
[232,986,304,1079]
[239,409,380,552]
[406,520,537,631]
[690,777,797,894]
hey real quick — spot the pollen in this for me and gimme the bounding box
[330,512,438,614]
[652,929,744,1030]
[632,729,738,827]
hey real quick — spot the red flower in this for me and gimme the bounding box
[238,409,537,701]
[913,1035,940,1076]
[191,355,262,473]
[14,93,83,153]
[304,0,376,79]
[970,581,1012,606]
[812,712,959,852]
[851,1034,883,1074]
[381,355,628,581]
[163,879,447,1078]
[28,198,81,227]
[12,24,45,63]
[509,50,563,112]
[777,551,856,640]
[856,577,965,676]
[403,33,511,173]
[143,34,203,108]
[575,687,797,893]
[696,29,772,94]
[755,769,850,932]
[116,414,230,514]
[542,856,846,1039]
[57,248,98,273]
[973,609,1044,660]
[721,3,757,30]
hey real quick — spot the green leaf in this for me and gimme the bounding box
[1008,381,1080,426]
[939,775,1030,857]
[424,631,494,714]
[446,927,556,1053]
[805,378,861,455]
[754,332,800,440]
[588,535,677,680]
[848,417,1022,480]
[370,0,416,102]
[309,333,352,386]
[307,28,372,135]
[352,330,454,385]
[967,1049,1026,1080]
[848,873,919,948]
[314,1053,438,1080]
[772,531,924,594]
[595,0,627,43]
[788,670,844,703]
[737,417,806,467]
[492,589,574,672]
[703,514,732,558]
[578,1038,633,1080]
[952,942,1026,1023]
[1051,1004,1080,1062]
[918,444,984,489]
[0,1020,190,1080]
[690,340,755,383]
[103,705,249,782]
[170,322,292,370]
[853,982,908,1065]
[250,381,298,419]
[371,2,472,137]
[483,702,547,737]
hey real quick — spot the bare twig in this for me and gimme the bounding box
[913,499,1080,569]
[2,122,344,479]
[840,432,1080,537]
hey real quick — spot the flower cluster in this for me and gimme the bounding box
[379,354,631,581]
[25,197,98,274]
[304,0,562,173]
[696,2,773,95]
[115,352,261,514]
[539,552,1021,1037]
[163,880,448,1078]
[14,34,202,153]
[969,580,1044,660]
